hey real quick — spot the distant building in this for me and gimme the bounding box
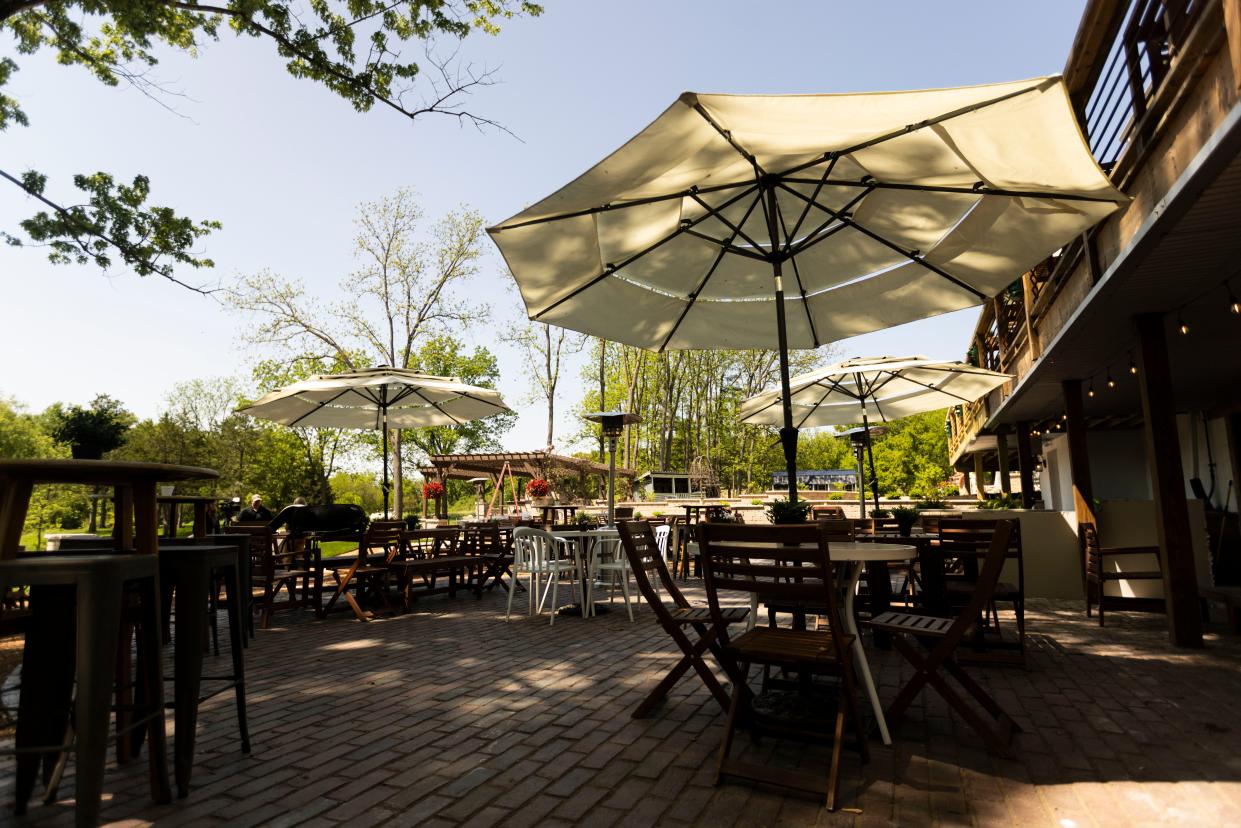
[772,469,858,492]
[635,471,703,500]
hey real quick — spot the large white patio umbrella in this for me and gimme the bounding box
[238,367,512,517]
[740,355,1011,510]
[487,77,1125,500]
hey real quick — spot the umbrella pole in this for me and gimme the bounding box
[767,188,799,503]
[381,390,390,519]
[862,411,881,512]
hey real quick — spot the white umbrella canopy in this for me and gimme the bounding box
[488,76,1125,499]
[739,356,1012,429]
[237,367,512,515]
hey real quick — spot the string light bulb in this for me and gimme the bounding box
[1087,381,1095,398]
[1178,316,1190,335]
[1106,371,1116,389]
[1230,286,1241,315]
[1129,353,1137,375]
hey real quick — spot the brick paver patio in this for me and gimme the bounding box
[4,584,1241,827]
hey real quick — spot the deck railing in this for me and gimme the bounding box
[947,0,1212,462]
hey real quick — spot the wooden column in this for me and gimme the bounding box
[1016,422,1037,509]
[973,452,986,501]
[1062,380,1095,528]
[1225,0,1241,92]
[996,431,1012,495]
[1135,313,1203,648]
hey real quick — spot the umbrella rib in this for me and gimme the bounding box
[531,184,760,320]
[890,373,982,404]
[786,155,839,249]
[489,179,755,232]
[284,387,354,428]
[412,388,464,426]
[784,176,1119,205]
[787,186,874,256]
[685,98,765,176]
[688,192,766,251]
[795,383,838,429]
[774,181,986,300]
[681,229,770,261]
[658,190,764,352]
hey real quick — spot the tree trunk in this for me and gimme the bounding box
[393,428,404,517]
[598,339,606,462]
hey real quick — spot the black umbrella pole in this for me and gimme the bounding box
[382,410,390,519]
[773,267,799,503]
[862,411,880,512]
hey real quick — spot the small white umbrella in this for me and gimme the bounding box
[740,355,1011,511]
[488,77,1125,500]
[238,367,512,516]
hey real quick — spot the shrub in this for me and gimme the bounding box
[869,507,892,518]
[766,498,811,524]
[826,492,848,501]
[914,499,947,511]
[526,478,551,498]
[751,498,764,506]
[977,493,1023,510]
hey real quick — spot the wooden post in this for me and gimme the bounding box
[1135,313,1203,648]
[1062,380,1095,528]
[996,431,1012,495]
[973,453,986,501]
[1016,422,1037,509]
[1225,0,1241,92]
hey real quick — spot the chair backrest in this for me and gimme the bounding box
[698,522,848,653]
[224,523,278,574]
[461,522,503,556]
[614,506,635,520]
[812,504,846,520]
[617,520,694,616]
[1079,522,1102,576]
[939,518,1022,558]
[512,526,562,570]
[815,518,855,542]
[362,520,405,562]
[653,524,672,556]
[936,520,1017,650]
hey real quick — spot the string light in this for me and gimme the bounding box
[1129,353,1137,375]
[1106,371,1116,389]
[1178,316,1190,335]
[1087,381,1095,398]
[1229,285,1241,315]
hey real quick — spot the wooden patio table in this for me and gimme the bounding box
[1,460,219,559]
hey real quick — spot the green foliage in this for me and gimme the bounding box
[330,471,383,515]
[2,171,219,281]
[2,0,539,282]
[869,508,892,518]
[977,493,1023,510]
[890,506,919,534]
[869,410,953,498]
[914,498,948,510]
[766,498,811,524]
[44,394,133,458]
[402,334,515,459]
[0,397,67,458]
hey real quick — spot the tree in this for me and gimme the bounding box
[503,321,581,450]
[45,394,134,458]
[1,0,540,287]
[402,333,514,459]
[869,410,953,497]
[230,193,491,515]
[0,396,66,458]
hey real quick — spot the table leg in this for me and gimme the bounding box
[843,561,891,746]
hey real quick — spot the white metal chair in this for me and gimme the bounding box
[653,524,672,563]
[509,527,583,625]
[591,537,636,622]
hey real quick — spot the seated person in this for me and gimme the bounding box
[237,494,273,523]
[269,496,309,531]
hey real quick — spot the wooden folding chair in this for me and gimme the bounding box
[223,523,313,629]
[699,521,868,811]
[616,521,747,718]
[939,519,1026,660]
[321,521,401,621]
[869,519,1022,754]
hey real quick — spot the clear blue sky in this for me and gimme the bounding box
[0,0,1087,451]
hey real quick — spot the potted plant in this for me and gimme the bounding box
[403,514,421,531]
[766,498,811,524]
[526,478,552,506]
[869,507,892,519]
[574,512,596,528]
[890,506,919,536]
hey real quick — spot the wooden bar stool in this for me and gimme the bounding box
[155,539,251,798]
[0,554,171,827]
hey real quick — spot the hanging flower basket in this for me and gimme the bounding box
[526,478,552,506]
[422,481,445,500]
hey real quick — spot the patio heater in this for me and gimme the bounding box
[585,411,641,526]
[838,425,886,519]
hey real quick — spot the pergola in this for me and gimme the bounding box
[421,451,636,482]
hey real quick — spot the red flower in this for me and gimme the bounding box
[526,478,551,498]
[422,481,445,498]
